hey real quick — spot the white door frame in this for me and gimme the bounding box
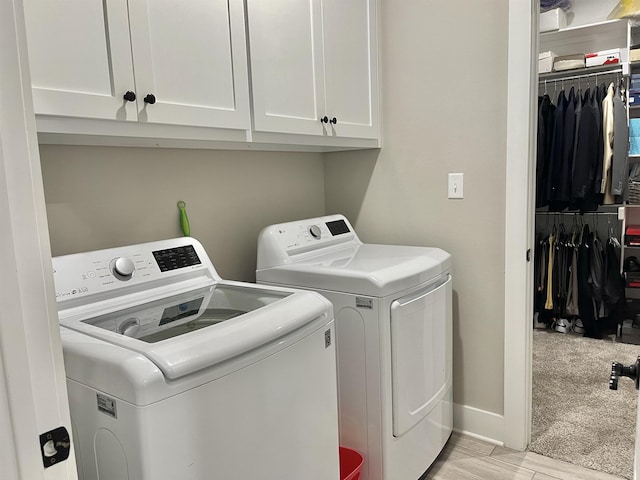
[503,0,538,450]
[0,0,77,478]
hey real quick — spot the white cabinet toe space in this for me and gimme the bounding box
[23,0,250,130]
[246,0,379,141]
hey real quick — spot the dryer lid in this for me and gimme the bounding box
[59,281,330,380]
[257,243,452,297]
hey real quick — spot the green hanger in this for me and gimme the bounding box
[177,201,190,237]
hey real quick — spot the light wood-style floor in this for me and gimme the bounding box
[423,433,626,480]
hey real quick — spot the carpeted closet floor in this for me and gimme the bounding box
[530,329,638,479]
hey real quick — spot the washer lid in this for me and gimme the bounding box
[257,244,452,297]
[59,282,330,380]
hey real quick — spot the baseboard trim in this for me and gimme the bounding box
[453,403,504,446]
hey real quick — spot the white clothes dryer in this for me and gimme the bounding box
[257,214,453,480]
[53,237,340,480]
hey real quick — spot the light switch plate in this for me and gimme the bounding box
[448,173,464,199]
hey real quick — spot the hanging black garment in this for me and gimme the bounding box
[557,87,577,208]
[572,89,600,212]
[536,98,546,209]
[611,88,629,197]
[534,232,542,315]
[553,230,570,316]
[534,233,544,318]
[535,233,551,324]
[593,84,607,205]
[547,90,569,211]
[551,230,562,315]
[589,233,605,319]
[565,243,580,316]
[602,237,626,332]
[577,225,598,337]
[569,89,583,210]
[536,95,556,208]
[571,88,583,180]
[604,237,625,308]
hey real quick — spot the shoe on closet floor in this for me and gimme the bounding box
[553,318,572,334]
[573,318,584,334]
[533,312,547,329]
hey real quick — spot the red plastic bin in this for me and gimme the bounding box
[339,447,364,480]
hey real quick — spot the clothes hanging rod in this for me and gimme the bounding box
[538,66,623,83]
[535,211,619,216]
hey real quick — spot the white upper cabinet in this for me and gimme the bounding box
[321,0,378,139]
[23,0,379,150]
[127,0,250,129]
[246,0,325,136]
[23,0,137,121]
[23,0,250,130]
[246,0,379,140]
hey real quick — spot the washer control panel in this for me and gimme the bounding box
[152,245,202,272]
[52,239,210,303]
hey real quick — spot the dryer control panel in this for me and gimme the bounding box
[257,214,361,268]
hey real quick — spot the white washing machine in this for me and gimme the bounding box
[256,214,453,480]
[53,237,340,480]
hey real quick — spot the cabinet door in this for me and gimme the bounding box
[128,0,250,130]
[321,0,379,139]
[23,0,137,121]
[246,0,326,135]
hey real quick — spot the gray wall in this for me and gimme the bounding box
[324,0,509,415]
[39,145,326,282]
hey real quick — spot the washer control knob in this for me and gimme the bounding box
[309,225,322,239]
[113,257,135,278]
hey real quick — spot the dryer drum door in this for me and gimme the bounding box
[390,274,452,437]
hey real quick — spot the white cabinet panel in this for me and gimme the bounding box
[23,0,137,121]
[27,0,111,94]
[322,0,378,139]
[24,0,249,130]
[247,0,379,141]
[247,0,325,135]
[128,0,250,129]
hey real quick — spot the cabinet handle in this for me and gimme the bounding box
[123,91,136,102]
[144,94,156,105]
[320,116,329,123]
[330,117,337,125]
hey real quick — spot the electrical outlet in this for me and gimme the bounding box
[448,173,464,199]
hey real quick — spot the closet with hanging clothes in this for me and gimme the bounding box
[535,67,629,340]
[537,71,629,212]
[534,212,625,338]
[531,8,640,479]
